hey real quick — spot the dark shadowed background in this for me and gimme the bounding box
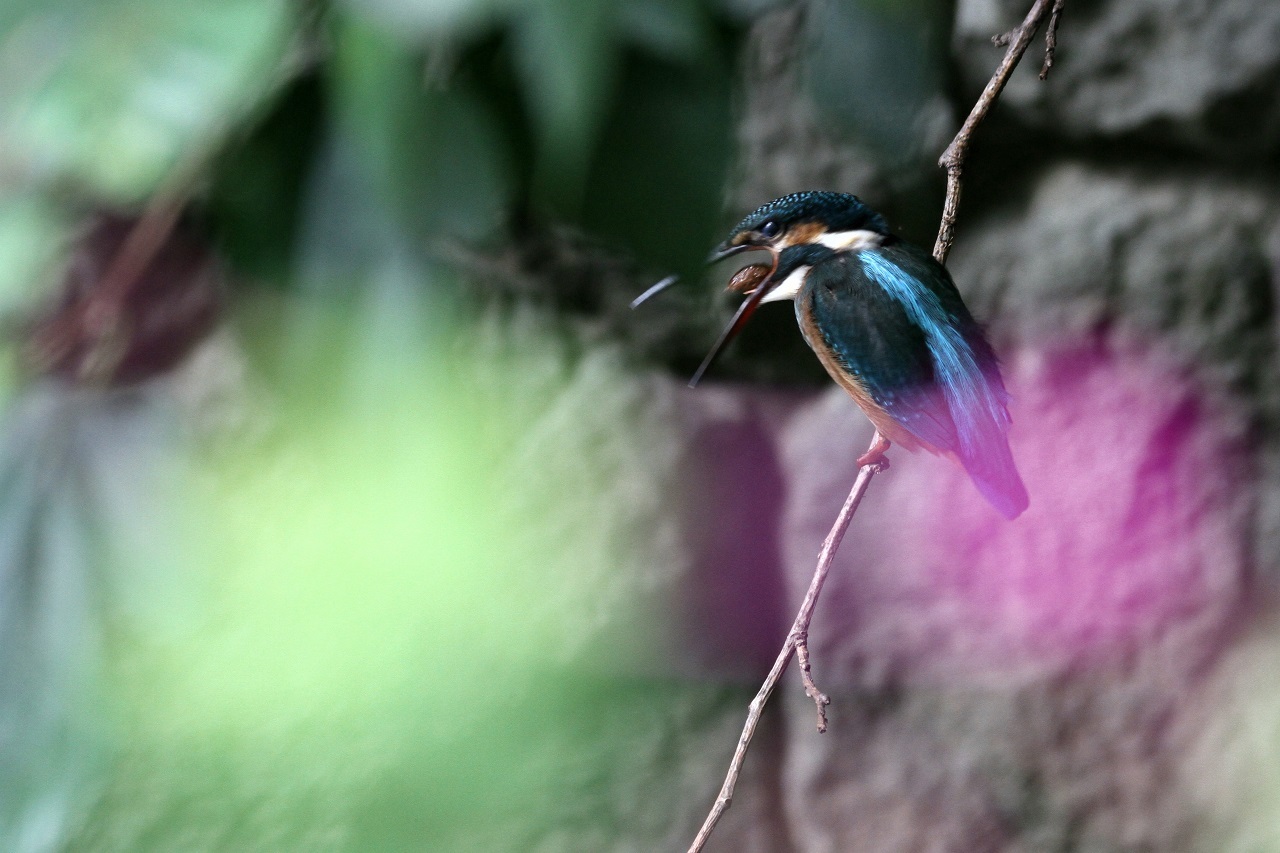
[1,0,1278,850]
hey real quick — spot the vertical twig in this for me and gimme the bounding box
[933,0,1059,264]
[686,449,885,853]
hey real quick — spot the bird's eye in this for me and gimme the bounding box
[758,220,781,240]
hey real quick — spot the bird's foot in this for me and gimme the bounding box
[856,433,891,470]
[856,449,888,469]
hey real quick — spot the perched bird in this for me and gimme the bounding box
[641,191,1028,519]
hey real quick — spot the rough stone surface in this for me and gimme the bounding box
[771,334,1251,849]
[781,687,1021,852]
[731,2,953,244]
[781,342,1250,682]
[733,5,891,217]
[949,162,1280,410]
[948,161,1280,585]
[625,1,1280,846]
[954,0,1280,157]
[1175,614,1280,852]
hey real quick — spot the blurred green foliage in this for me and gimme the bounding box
[61,317,727,850]
[0,0,750,850]
[805,0,952,171]
[0,0,743,306]
[0,0,295,202]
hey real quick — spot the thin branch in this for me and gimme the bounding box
[933,0,1061,264]
[687,440,887,853]
[73,138,215,381]
[94,198,185,310]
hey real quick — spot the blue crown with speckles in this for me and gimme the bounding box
[729,192,889,238]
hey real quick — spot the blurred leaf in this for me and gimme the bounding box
[64,301,715,851]
[0,0,295,202]
[617,0,708,61]
[339,0,512,37]
[328,17,419,207]
[0,194,72,415]
[0,381,196,851]
[511,0,618,213]
[330,16,511,244]
[202,76,327,283]
[282,131,438,400]
[581,50,735,280]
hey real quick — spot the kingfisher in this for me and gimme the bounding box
[638,191,1028,519]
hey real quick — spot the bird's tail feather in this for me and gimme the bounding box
[962,436,1028,520]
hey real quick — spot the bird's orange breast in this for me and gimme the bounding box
[796,293,937,455]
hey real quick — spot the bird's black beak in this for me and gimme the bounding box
[629,274,679,309]
[689,248,779,388]
[631,242,777,388]
[631,244,760,309]
[705,243,755,265]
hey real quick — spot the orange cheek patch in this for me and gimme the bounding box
[783,221,825,247]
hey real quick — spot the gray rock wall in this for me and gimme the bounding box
[955,0,1280,157]
[512,0,1280,849]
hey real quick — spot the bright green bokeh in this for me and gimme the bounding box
[0,0,293,201]
[68,305,702,851]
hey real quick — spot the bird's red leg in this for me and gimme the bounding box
[856,431,890,469]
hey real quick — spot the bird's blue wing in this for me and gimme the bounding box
[856,246,1009,454]
[803,254,959,452]
[857,244,1027,518]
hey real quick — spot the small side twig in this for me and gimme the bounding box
[1040,0,1067,79]
[686,439,886,853]
[794,631,829,733]
[933,0,1063,264]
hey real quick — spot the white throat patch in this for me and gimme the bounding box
[815,229,883,252]
[761,265,808,303]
